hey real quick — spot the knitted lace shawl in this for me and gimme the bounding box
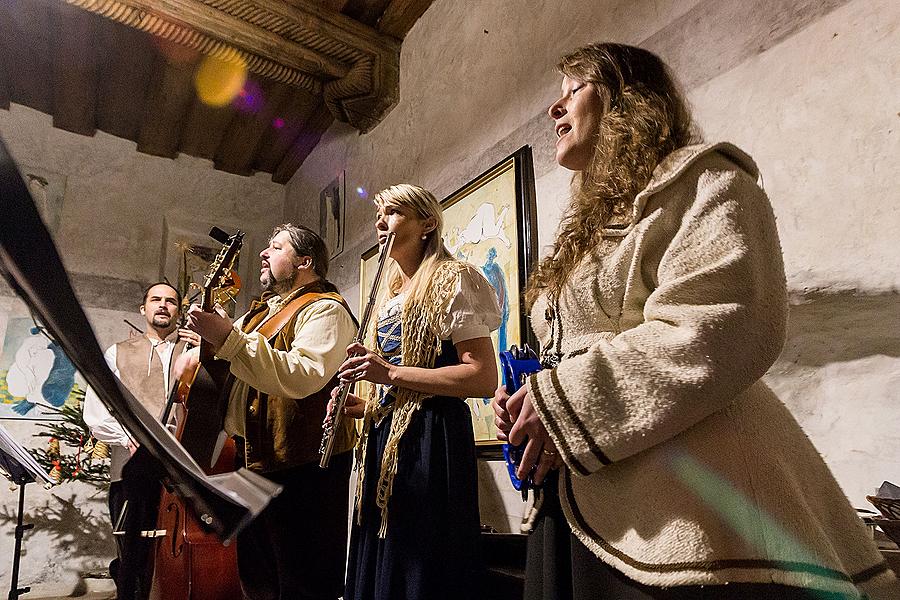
[354,259,468,537]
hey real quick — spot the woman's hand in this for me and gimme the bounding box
[324,385,367,426]
[337,342,394,386]
[185,304,233,352]
[491,384,514,442]
[325,386,366,423]
[507,386,562,485]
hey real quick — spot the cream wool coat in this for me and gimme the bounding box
[526,143,896,597]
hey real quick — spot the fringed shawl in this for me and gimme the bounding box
[354,259,469,537]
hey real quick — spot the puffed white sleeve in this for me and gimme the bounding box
[83,345,132,447]
[437,265,502,344]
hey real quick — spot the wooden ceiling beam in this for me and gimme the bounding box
[65,0,403,133]
[66,0,349,82]
[378,0,436,39]
[214,78,292,176]
[136,57,196,158]
[272,104,333,185]
[317,0,352,13]
[248,0,399,54]
[50,3,98,136]
[342,0,392,29]
[0,31,11,111]
[94,23,157,141]
[179,98,236,160]
[253,87,319,175]
[0,0,52,114]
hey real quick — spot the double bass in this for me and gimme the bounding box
[151,229,244,600]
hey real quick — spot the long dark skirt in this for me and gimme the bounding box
[345,397,482,600]
[526,471,858,600]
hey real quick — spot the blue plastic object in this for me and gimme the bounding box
[498,345,542,499]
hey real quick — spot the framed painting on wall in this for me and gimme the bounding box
[441,146,538,447]
[0,317,85,420]
[356,146,538,449]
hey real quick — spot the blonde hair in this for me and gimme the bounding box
[374,183,452,309]
[526,43,698,309]
[359,183,465,536]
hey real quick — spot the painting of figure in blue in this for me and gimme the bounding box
[0,317,79,420]
[481,247,509,355]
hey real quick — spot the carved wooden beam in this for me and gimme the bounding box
[63,0,403,132]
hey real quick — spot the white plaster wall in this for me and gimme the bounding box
[689,0,900,293]
[286,0,900,530]
[0,103,283,305]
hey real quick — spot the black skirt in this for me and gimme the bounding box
[345,396,482,600]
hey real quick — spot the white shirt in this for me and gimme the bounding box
[82,338,178,447]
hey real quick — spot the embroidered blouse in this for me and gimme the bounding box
[375,266,501,408]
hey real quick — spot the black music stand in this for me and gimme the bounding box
[0,423,54,600]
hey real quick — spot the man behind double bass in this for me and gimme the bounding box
[182,223,358,600]
[83,282,200,600]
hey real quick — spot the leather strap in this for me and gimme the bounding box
[256,291,346,340]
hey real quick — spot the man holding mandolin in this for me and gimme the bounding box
[183,223,357,600]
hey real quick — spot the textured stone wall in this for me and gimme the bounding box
[285,0,900,531]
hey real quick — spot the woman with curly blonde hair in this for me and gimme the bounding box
[335,183,501,599]
[493,43,894,599]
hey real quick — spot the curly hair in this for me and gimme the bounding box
[525,43,698,308]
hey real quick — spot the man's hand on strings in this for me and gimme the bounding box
[173,350,199,381]
[177,328,201,348]
[185,304,233,352]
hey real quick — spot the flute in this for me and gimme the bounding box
[319,232,395,468]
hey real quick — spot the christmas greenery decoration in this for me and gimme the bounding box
[29,388,110,487]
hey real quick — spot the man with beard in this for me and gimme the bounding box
[84,281,198,600]
[183,224,357,600]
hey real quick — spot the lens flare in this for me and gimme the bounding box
[233,80,264,114]
[670,451,819,566]
[356,186,368,199]
[194,55,247,108]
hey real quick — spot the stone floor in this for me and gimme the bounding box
[12,576,115,600]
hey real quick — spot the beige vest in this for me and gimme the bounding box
[109,333,186,480]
